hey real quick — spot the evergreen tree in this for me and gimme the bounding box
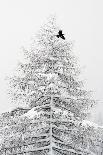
[9,17,93,119]
[0,16,103,155]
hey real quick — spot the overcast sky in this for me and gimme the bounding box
[0,0,103,124]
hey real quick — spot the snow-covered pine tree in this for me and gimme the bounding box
[1,16,103,155]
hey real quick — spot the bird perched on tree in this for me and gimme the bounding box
[56,30,65,40]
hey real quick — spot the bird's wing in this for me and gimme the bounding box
[59,30,62,33]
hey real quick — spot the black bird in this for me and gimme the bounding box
[56,30,65,40]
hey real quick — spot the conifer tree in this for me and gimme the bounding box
[9,16,93,119]
[0,16,103,155]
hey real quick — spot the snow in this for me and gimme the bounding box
[37,72,59,81]
[46,73,55,80]
[82,120,103,129]
[23,107,39,118]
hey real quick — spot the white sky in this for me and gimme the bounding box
[0,0,103,124]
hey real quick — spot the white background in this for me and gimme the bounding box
[0,0,103,124]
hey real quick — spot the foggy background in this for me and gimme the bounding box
[0,0,103,125]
